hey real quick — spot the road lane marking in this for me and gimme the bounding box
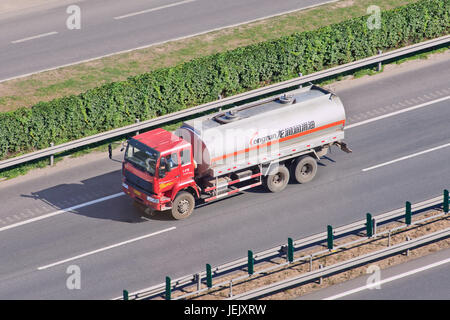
[362,142,450,172]
[345,95,450,130]
[323,257,450,300]
[0,192,125,233]
[11,31,58,44]
[37,226,176,270]
[114,0,198,20]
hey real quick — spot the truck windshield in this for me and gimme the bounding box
[125,139,159,176]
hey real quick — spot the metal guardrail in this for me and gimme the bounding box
[1,35,449,171]
[115,191,448,300]
[228,227,450,300]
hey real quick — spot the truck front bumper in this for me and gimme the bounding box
[122,182,171,211]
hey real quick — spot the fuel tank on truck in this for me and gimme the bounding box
[175,85,346,178]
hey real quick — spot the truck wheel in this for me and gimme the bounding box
[291,156,317,184]
[265,165,290,193]
[170,191,195,220]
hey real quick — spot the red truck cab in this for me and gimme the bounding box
[121,128,199,218]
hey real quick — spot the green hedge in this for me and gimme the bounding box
[0,0,448,160]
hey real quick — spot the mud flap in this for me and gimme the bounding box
[336,142,352,153]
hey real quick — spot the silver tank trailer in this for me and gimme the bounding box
[175,85,346,178]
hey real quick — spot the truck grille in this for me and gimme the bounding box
[124,170,154,194]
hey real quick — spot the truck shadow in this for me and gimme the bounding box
[19,169,172,223]
[319,155,336,164]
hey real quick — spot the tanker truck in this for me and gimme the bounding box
[121,85,351,219]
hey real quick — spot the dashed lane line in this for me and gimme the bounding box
[37,226,176,270]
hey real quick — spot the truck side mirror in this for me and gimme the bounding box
[159,158,167,178]
[120,140,128,152]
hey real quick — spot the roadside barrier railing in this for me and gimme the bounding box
[117,189,449,300]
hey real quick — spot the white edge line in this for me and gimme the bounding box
[345,96,450,130]
[0,0,338,83]
[114,0,198,20]
[11,31,58,44]
[0,192,124,233]
[362,142,450,172]
[38,226,176,270]
[323,257,450,300]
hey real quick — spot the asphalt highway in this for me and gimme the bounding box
[0,0,334,82]
[0,58,449,299]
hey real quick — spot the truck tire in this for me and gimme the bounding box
[170,191,195,220]
[264,165,290,193]
[291,156,317,184]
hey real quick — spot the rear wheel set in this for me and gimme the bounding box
[291,156,317,184]
[264,155,318,193]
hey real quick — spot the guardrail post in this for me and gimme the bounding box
[206,264,212,288]
[123,290,129,300]
[108,143,112,159]
[388,230,391,247]
[248,250,254,275]
[444,189,449,213]
[288,238,294,263]
[135,118,140,135]
[327,225,333,250]
[405,201,412,226]
[366,213,373,238]
[298,73,303,88]
[377,50,382,71]
[229,279,233,298]
[318,264,323,284]
[373,217,377,236]
[165,276,171,300]
[195,273,201,291]
[406,236,411,256]
[49,142,54,166]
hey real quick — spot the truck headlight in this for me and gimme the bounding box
[122,183,129,189]
[147,196,159,203]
